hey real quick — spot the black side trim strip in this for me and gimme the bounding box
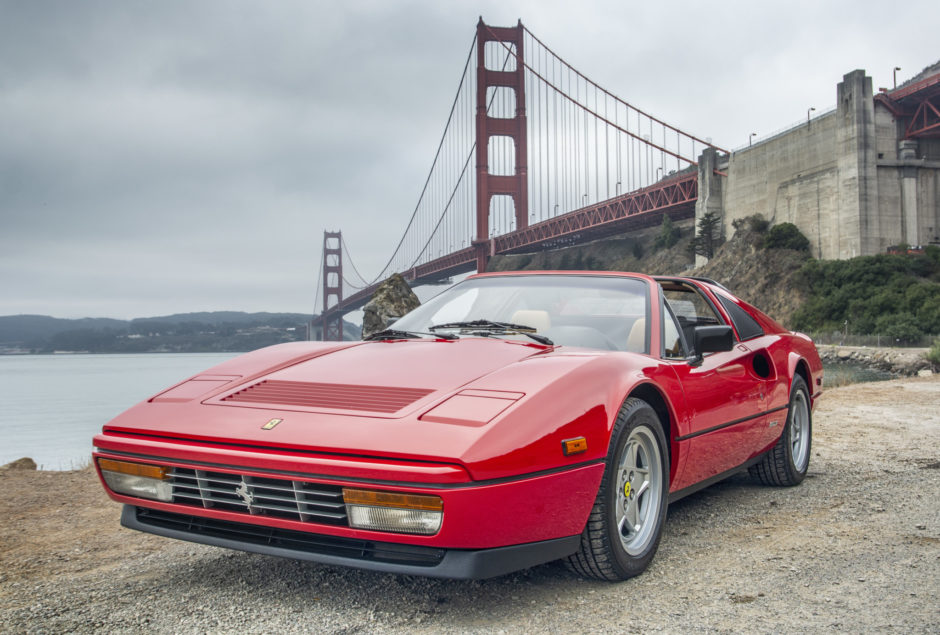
[123,505,581,580]
[675,405,789,442]
[95,447,602,490]
[668,453,767,503]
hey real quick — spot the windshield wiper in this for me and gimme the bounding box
[428,320,554,346]
[365,329,458,341]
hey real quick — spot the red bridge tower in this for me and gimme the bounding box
[321,231,343,341]
[474,19,528,273]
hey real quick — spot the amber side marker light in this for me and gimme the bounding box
[562,437,588,456]
[342,488,443,535]
[97,458,173,502]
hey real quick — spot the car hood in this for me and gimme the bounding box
[201,338,549,417]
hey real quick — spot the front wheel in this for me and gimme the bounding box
[749,375,812,486]
[566,398,669,581]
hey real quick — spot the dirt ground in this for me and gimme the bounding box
[1,377,938,633]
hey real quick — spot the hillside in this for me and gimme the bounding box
[687,229,808,327]
[0,311,364,354]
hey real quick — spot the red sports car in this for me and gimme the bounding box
[93,272,822,581]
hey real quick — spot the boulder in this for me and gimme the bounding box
[1,457,37,471]
[361,273,421,339]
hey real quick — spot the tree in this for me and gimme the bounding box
[689,210,722,259]
[653,214,680,250]
[763,222,810,252]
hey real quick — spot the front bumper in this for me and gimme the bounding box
[123,505,581,579]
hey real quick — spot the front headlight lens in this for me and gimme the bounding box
[343,488,443,535]
[98,458,173,502]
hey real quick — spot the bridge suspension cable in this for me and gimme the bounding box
[365,33,478,286]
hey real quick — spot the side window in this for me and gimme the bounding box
[717,295,764,341]
[662,302,687,359]
[661,284,725,353]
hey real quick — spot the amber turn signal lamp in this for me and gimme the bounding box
[97,458,169,480]
[562,436,588,456]
[97,458,173,502]
[343,488,443,511]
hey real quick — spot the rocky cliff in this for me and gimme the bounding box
[361,273,421,338]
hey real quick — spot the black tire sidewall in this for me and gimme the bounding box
[783,376,812,480]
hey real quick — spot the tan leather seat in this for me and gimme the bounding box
[626,318,646,353]
[511,310,551,333]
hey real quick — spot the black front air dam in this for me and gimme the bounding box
[121,505,580,580]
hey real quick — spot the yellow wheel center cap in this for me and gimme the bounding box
[623,482,632,498]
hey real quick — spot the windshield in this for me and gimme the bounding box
[393,275,649,352]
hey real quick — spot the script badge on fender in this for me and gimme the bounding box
[262,418,283,430]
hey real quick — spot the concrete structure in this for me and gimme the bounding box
[697,66,940,259]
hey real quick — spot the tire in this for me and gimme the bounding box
[749,375,812,486]
[566,398,669,581]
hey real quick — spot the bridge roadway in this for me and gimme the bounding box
[313,171,697,325]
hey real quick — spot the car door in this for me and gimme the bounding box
[659,282,769,489]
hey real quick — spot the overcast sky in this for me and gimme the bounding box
[2,0,937,319]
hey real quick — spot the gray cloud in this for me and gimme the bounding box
[1,0,936,318]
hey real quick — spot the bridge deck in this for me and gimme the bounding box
[312,172,697,324]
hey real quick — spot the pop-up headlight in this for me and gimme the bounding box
[342,488,443,535]
[98,458,173,502]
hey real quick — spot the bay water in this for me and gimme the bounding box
[0,353,234,470]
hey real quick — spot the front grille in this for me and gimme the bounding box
[169,468,347,526]
[136,507,445,567]
[220,380,433,413]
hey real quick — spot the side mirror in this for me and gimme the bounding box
[686,325,734,367]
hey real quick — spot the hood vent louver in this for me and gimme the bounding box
[220,380,433,414]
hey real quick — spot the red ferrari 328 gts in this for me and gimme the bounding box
[94,272,822,581]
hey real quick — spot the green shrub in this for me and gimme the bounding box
[689,210,722,259]
[653,214,680,250]
[927,339,940,365]
[874,312,922,343]
[792,252,940,335]
[732,214,769,234]
[763,222,810,252]
[631,240,644,260]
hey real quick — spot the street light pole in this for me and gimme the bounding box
[807,106,816,124]
[894,66,901,89]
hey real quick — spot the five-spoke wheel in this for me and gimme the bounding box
[615,425,664,556]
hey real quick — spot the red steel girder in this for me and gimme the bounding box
[406,247,477,284]
[905,96,940,139]
[493,173,697,254]
[888,71,940,101]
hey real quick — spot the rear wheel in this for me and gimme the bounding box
[749,375,812,486]
[566,398,668,581]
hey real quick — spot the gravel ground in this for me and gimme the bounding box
[1,377,938,633]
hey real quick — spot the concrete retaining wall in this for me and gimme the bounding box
[698,69,940,260]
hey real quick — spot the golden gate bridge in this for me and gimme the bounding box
[313,19,728,340]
